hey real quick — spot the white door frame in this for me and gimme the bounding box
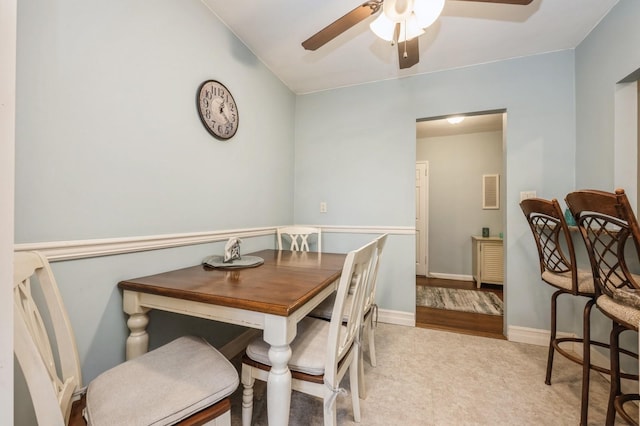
[416,161,428,276]
[1,0,17,422]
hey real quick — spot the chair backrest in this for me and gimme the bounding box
[14,251,82,426]
[565,188,640,298]
[520,197,580,293]
[362,234,388,313]
[276,226,322,252]
[324,239,377,388]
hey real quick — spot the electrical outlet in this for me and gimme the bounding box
[520,191,537,202]
[320,202,327,213]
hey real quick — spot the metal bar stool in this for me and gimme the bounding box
[521,197,609,425]
[566,188,640,426]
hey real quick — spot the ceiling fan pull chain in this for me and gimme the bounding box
[403,22,408,58]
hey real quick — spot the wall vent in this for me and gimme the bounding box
[482,174,500,209]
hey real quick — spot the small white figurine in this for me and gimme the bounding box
[223,237,242,263]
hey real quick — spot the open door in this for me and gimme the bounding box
[416,161,428,276]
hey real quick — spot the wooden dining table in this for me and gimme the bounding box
[118,249,347,426]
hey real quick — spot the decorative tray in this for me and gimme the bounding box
[202,255,264,270]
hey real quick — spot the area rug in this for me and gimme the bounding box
[416,286,503,316]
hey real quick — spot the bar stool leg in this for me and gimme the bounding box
[546,290,562,385]
[580,299,595,426]
[606,321,623,426]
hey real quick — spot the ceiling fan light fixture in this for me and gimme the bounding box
[382,0,415,21]
[370,13,396,42]
[413,0,446,29]
[370,12,424,43]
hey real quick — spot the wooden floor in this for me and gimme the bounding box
[416,276,506,340]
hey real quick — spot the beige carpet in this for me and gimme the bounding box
[229,323,634,425]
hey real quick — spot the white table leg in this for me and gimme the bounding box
[267,343,292,424]
[122,290,151,360]
[263,315,297,426]
[125,312,150,360]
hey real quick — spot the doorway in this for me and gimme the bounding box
[415,111,506,337]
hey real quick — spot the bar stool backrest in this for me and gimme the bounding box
[520,197,579,293]
[565,188,640,298]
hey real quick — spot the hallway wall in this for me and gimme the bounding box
[417,130,503,277]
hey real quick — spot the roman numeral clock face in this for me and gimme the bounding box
[196,80,239,140]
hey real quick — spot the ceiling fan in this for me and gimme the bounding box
[302,0,533,69]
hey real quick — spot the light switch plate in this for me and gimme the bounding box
[520,191,537,202]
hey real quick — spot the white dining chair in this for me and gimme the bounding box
[241,239,377,426]
[276,226,322,252]
[14,251,239,426]
[308,234,388,398]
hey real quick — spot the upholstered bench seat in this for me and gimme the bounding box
[245,317,347,376]
[542,268,594,293]
[85,336,239,426]
[309,292,354,322]
[597,295,640,331]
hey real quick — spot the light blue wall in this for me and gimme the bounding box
[575,0,640,190]
[15,0,296,242]
[574,0,640,353]
[295,50,577,326]
[14,0,295,423]
[15,0,297,362]
[418,130,504,277]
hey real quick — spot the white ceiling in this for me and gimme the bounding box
[201,0,619,95]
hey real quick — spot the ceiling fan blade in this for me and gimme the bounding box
[302,1,383,51]
[454,0,533,4]
[398,37,419,70]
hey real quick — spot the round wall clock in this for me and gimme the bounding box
[196,80,239,140]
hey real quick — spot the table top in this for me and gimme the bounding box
[118,249,346,316]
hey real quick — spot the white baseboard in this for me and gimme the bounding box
[428,272,474,282]
[507,325,559,347]
[377,308,415,327]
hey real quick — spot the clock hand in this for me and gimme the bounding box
[210,98,228,124]
[219,103,230,124]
